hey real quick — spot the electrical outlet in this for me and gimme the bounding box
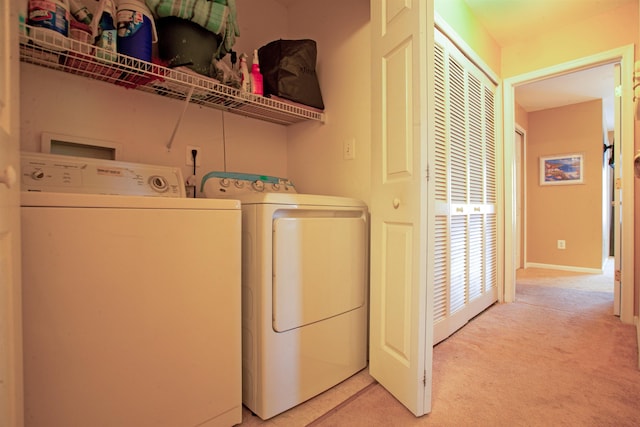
[557,240,566,250]
[343,138,355,160]
[186,145,202,166]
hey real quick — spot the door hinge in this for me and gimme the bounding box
[615,269,621,282]
[423,371,427,386]
[615,85,623,97]
[426,164,430,182]
[615,178,622,190]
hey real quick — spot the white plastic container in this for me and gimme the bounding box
[28,0,70,37]
[28,0,71,52]
[69,0,92,25]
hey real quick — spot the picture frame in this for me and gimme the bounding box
[539,154,584,186]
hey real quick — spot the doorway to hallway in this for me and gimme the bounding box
[503,45,634,325]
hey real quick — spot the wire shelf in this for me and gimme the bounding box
[19,25,325,126]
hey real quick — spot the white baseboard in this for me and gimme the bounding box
[525,262,603,274]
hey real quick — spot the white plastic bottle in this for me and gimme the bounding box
[69,0,93,25]
[240,53,251,93]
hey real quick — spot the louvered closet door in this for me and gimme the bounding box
[432,29,498,344]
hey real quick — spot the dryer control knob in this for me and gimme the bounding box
[220,178,230,187]
[31,169,45,180]
[252,180,265,192]
[234,180,245,188]
[149,176,169,193]
[271,183,280,191]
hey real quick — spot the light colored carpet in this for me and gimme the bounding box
[515,258,615,292]
[308,267,640,426]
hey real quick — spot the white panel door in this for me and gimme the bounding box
[369,0,434,416]
[0,1,23,425]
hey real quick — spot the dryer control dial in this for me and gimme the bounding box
[30,170,45,180]
[148,175,169,193]
[252,180,265,192]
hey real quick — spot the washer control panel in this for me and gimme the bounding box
[21,152,186,197]
[201,171,296,197]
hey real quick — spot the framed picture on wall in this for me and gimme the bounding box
[539,154,584,186]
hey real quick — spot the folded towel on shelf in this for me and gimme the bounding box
[192,1,228,35]
[145,0,239,58]
[146,0,196,21]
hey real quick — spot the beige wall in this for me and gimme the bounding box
[20,0,298,196]
[526,100,604,270]
[285,0,371,203]
[20,0,371,203]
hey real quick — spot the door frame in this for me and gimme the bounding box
[514,125,527,270]
[502,45,635,325]
[1,0,24,425]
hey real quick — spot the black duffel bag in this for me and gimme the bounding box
[258,39,325,110]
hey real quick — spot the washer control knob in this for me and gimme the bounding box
[220,178,230,187]
[252,180,265,192]
[271,183,280,191]
[31,169,45,180]
[149,175,169,193]
[234,180,245,189]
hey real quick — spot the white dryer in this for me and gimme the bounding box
[20,152,242,427]
[202,172,368,420]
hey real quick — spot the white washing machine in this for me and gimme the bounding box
[202,172,368,420]
[20,152,243,427]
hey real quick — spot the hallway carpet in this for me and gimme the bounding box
[309,284,639,426]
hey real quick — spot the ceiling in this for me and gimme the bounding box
[463,0,634,131]
[513,63,615,125]
[462,0,634,47]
